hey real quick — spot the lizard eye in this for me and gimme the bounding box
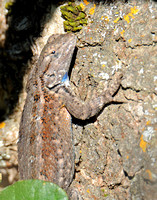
[52,51,55,54]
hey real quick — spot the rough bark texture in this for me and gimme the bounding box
[0,0,157,199]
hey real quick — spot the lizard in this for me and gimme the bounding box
[18,33,122,199]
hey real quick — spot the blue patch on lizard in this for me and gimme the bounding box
[61,72,70,87]
[61,72,68,82]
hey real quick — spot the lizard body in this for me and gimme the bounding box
[18,33,122,198]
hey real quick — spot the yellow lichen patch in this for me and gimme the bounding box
[0,122,5,129]
[99,15,109,23]
[120,30,125,37]
[146,120,151,125]
[128,38,132,43]
[131,6,139,15]
[83,0,89,5]
[124,6,139,23]
[128,12,134,19]
[140,135,148,152]
[102,64,106,68]
[114,17,120,23]
[145,169,152,180]
[126,155,129,159]
[80,3,85,11]
[124,15,130,23]
[104,16,109,23]
[89,4,96,15]
[87,189,90,193]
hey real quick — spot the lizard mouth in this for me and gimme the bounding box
[47,83,60,90]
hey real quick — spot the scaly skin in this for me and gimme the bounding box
[18,33,122,199]
[18,33,77,191]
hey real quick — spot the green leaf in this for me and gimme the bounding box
[0,179,69,200]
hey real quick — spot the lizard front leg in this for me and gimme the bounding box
[58,72,123,120]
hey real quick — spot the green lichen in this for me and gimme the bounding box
[5,1,13,9]
[5,1,14,15]
[60,2,87,32]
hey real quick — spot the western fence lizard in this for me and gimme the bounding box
[18,33,122,199]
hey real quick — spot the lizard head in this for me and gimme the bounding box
[38,33,77,90]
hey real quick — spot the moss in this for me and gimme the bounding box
[5,1,13,10]
[5,1,14,15]
[60,2,87,32]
